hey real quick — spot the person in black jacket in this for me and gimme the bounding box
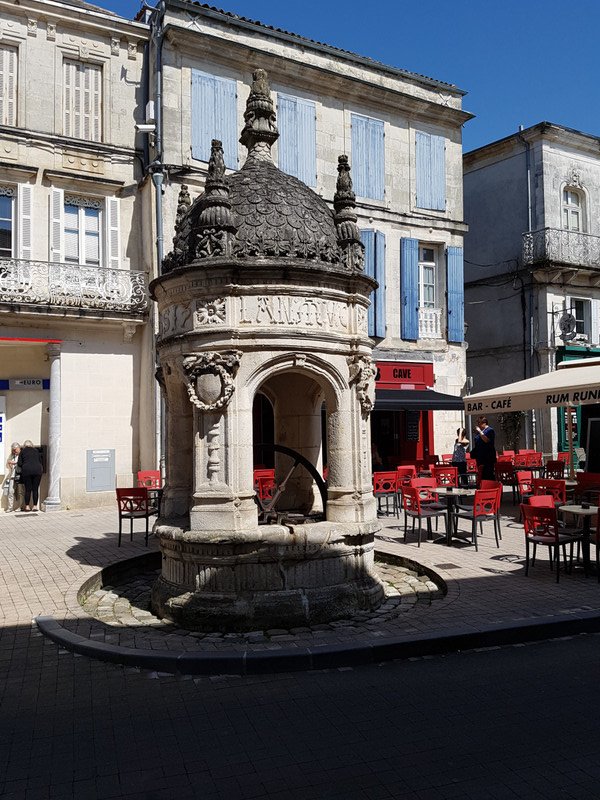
[17,440,43,512]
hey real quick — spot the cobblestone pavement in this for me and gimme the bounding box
[2,499,600,657]
[3,502,600,798]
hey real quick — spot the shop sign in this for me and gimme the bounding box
[375,361,434,391]
[8,379,49,390]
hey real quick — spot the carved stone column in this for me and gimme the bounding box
[43,343,61,512]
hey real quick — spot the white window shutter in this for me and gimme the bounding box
[50,187,64,262]
[73,62,82,140]
[91,64,101,142]
[0,46,17,127]
[17,184,33,260]
[64,60,73,136]
[106,196,120,269]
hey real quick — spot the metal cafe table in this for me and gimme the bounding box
[437,486,477,546]
[558,503,598,575]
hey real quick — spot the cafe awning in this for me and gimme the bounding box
[375,389,464,411]
[464,363,600,415]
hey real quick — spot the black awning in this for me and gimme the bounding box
[374,389,464,411]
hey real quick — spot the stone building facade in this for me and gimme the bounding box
[143,1,471,470]
[0,0,154,509]
[464,122,600,456]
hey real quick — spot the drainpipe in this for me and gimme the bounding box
[149,1,166,478]
[518,127,535,449]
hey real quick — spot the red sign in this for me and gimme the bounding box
[375,361,434,390]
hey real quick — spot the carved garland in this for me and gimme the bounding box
[181,351,242,412]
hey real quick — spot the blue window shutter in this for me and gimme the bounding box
[447,246,464,343]
[430,135,446,211]
[416,131,432,209]
[278,95,297,178]
[191,70,237,169]
[416,131,446,210]
[297,98,316,187]
[360,229,375,337]
[278,94,316,187]
[352,113,384,200]
[374,231,386,338]
[400,237,419,340]
[367,118,384,201]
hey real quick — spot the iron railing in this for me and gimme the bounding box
[0,258,148,314]
[523,228,600,270]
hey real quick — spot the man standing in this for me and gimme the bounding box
[472,416,497,481]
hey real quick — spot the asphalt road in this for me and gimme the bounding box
[2,627,600,800]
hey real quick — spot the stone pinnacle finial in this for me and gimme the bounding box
[175,184,192,230]
[239,69,278,161]
[334,155,364,270]
[194,139,237,259]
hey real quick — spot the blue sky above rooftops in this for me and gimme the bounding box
[104,0,600,153]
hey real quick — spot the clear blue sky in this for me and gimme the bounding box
[103,0,600,152]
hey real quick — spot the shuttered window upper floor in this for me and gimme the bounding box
[351,113,384,201]
[415,131,446,211]
[63,59,102,142]
[0,44,17,127]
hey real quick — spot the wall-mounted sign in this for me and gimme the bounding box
[4,379,50,391]
[375,361,434,391]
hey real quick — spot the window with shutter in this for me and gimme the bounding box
[360,229,386,338]
[351,114,384,200]
[191,70,237,169]
[0,186,15,258]
[0,45,17,126]
[446,246,464,343]
[400,238,419,340]
[63,196,102,266]
[64,59,102,142]
[277,94,316,187]
[415,131,446,211]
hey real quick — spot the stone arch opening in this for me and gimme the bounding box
[254,369,331,515]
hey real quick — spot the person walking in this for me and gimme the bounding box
[4,442,22,512]
[17,440,43,512]
[451,428,470,486]
[471,415,497,481]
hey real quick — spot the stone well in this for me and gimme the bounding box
[150,69,384,631]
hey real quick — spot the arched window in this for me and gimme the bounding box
[562,188,583,231]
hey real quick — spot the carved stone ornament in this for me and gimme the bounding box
[127,40,137,60]
[568,167,583,188]
[46,22,56,41]
[27,18,38,36]
[195,298,226,326]
[180,351,242,412]
[348,355,377,417]
[110,36,120,56]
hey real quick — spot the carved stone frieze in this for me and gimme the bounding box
[159,302,193,339]
[348,355,377,417]
[180,351,242,412]
[239,295,349,333]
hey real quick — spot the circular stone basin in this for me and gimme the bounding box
[78,553,446,650]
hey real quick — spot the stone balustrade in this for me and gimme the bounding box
[0,258,148,315]
[418,306,442,339]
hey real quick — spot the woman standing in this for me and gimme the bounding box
[451,428,470,486]
[4,442,22,512]
[17,440,43,512]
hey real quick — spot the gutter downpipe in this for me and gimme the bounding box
[519,129,534,450]
[150,1,166,480]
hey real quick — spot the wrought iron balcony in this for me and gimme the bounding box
[523,228,600,270]
[418,307,442,339]
[0,258,148,315]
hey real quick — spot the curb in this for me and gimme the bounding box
[35,609,600,676]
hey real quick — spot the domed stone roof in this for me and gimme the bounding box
[163,70,364,274]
